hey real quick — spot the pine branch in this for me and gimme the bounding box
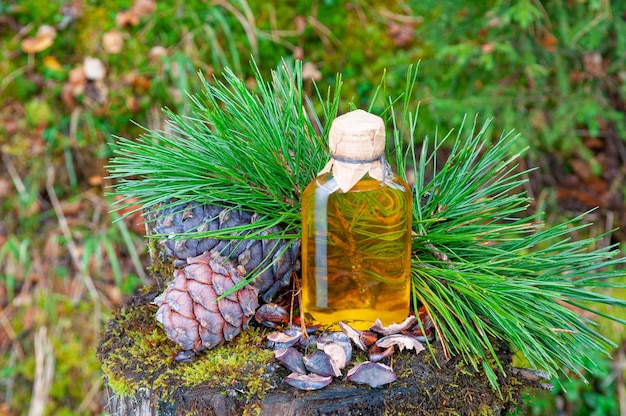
[399,107,626,389]
[109,60,340,234]
[108,59,626,392]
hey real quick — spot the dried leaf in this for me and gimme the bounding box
[0,178,10,198]
[148,46,168,63]
[129,74,151,93]
[43,56,62,71]
[541,31,558,52]
[102,29,124,54]
[375,334,425,353]
[302,62,322,81]
[87,174,103,186]
[346,361,397,387]
[116,10,140,27]
[583,52,605,78]
[68,67,87,86]
[21,34,54,54]
[116,0,155,27]
[284,373,333,391]
[481,42,494,54]
[370,315,417,335]
[37,25,57,38]
[59,199,83,216]
[570,159,594,181]
[387,22,414,47]
[131,0,156,17]
[83,57,106,81]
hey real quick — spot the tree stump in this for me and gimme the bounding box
[97,291,542,416]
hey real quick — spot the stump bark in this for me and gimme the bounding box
[97,291,542,416]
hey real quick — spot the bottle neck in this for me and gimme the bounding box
[330,152,385,164]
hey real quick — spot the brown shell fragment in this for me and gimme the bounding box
[266,331,301,349]
[339,321,366,351]
[360,331,378,347]
[370,316,418,336]
[403,327,435,343]
[321,342,351,370]
[173,349,197,363]
[316,331,350,348]
[402,312,436,342]
[283,326,304,338]
[296,334,316,349]
[346,361,398,388]
[303,351,341,377]
[254,303,289,328]
[368,344,395,362]
[375,334,425,353]
[284,373,333,391]
[274,348,307,375]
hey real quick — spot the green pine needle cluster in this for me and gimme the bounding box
[111,60,339,236]
[404,119,626,388]
[108,60,626,391]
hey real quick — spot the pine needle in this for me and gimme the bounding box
[108,59,626,391]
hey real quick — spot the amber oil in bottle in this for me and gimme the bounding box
[301,110,412,330]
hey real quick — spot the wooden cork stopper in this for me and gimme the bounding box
[319,109,386,192]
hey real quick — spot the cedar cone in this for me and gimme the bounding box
[151,199,299,303]
[155,250,258,351]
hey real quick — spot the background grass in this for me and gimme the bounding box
[0,0,625,414]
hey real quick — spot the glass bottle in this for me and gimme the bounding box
[301,109,412,330]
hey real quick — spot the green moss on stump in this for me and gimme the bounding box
[97,290,535,416]
[97,289,276,406]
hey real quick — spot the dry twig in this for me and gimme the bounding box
[46,166,102,305]
[28,327,54,416]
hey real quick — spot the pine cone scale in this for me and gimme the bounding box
[199,327,222,350]
[164,290,194,318]
[194,303,224,330]
[223,323,240,342]
[160,307,200,351]
[218,297,244,328]
[186,280,219,312]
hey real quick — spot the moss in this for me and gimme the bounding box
[97,288,276,413]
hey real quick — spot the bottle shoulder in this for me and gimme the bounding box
[305,172,410,194]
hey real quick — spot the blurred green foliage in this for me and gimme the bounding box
[4,1,624,159]
[519,344,624,416]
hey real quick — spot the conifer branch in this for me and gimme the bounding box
[108,59,626,391]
